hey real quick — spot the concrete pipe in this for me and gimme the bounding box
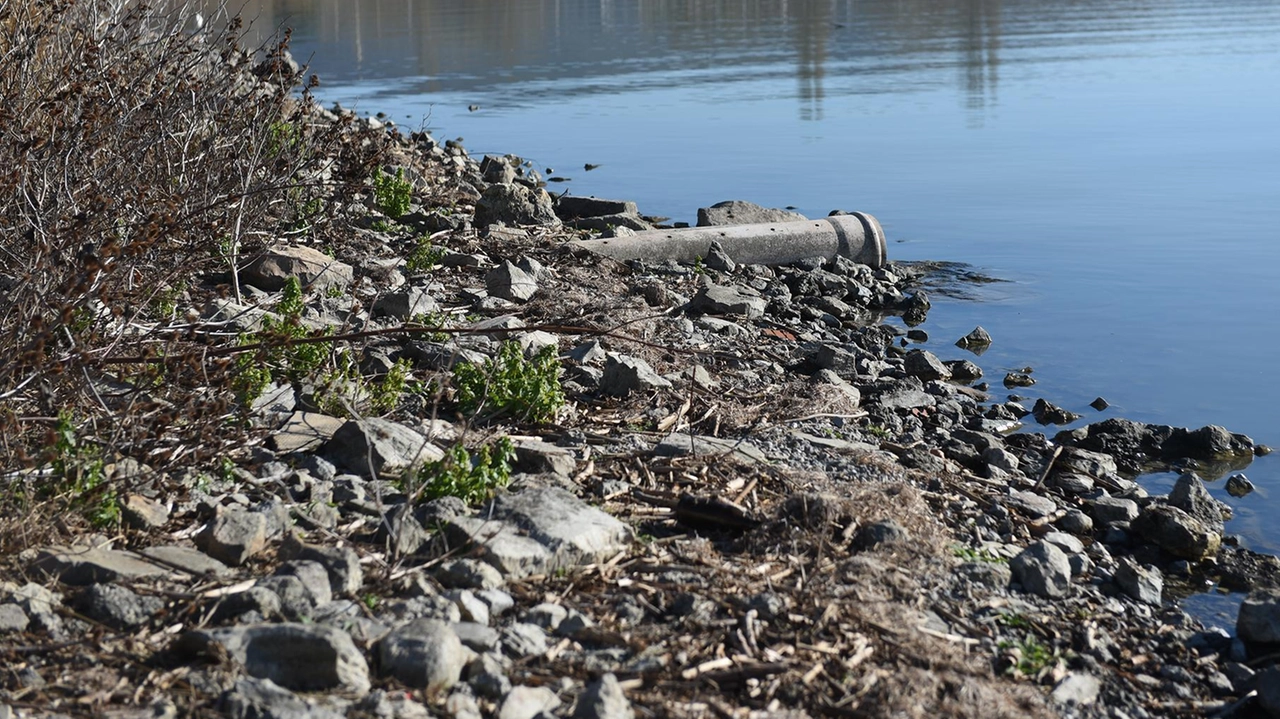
[568,211,886,269]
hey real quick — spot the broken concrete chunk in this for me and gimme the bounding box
[241,244,354,293]
[181,623,370,693]
[485,261,539,302]
[654,432,769,464]
[688,281,767,318]
[489,487,634,568]
[197,508,268,567]
[696,200,807,226]
[34,545,166,585]
[601,353,672,397]
[324,417,443,479]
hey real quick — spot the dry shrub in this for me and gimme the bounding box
[0,0,382,539]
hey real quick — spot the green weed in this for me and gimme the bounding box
[415,437,515,505]
[998,636,1061,678]
[452,342,564,423]
[951,544,1008,564]
[405,237,445,274]
[373,167,412,220]
[232,277,335,403]
[50,411,118,529]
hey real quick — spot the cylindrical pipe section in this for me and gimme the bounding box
[568,212,886,269]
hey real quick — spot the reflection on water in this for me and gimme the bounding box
[196,0,1024,120]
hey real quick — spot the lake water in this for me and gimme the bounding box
[209,1,1280,564]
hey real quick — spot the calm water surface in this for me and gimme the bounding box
[214,1,1280,578]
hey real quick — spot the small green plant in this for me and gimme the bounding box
[49,411,117,528]
[452,342,564,423]
[232,277,334,403]
[373,167,412,220]
[865,423,892,439]
[265,120,301,159]
[951,544,1008,564]
[995,611,1032,630]
[370,358,412,414]
[998,636,1061,677]
[415,437,515,505]
[692,255,706,275]
[405,237,445,274]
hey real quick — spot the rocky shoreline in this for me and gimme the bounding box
[4,28,1280,719]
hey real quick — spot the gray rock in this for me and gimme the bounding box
[703,240,736,273]
[221,677,346,719]
[696,200,806,226]
[8,583,63,634]
[121,493,170,529]
[501,622,550,657]
[33,545,166,585]
[514,440,576,476]
[140,545,230,578]
[810,344,860,376]
[944,359,983,382]
[382,503,430,556]
[1226,473,1255,498]
[1059,446,1120,477]
[1168,472,1228,530]
[1056,509,1094,535]
[653,432,769,464]
[434,559,506,591]
[291,543,364,597]
[374,287,440,318]
[183,623,370,693]
[325,417,443,479]
[600,353,672,397]
[1005,491,1056,519]
[1130,504,1221,560]
[446,589,491,625]
[1050,672,1100,706]
[485,261,539,303]
[0,603,29,632]
[467,653,512,699]
[489,488,634,568]
[255,576,317,620]
[378,619,466,694]
[499,685,561,719]
[688,281,767,318]
[983,447,1020,474]
[1052,473,1095,495]
[955,326,993,351]
[1003,372,1035,388]
[1114,559,1163,606]
[904,350,951,381]
[197,508,268,566]
[555,196,639,220]
[1162,424,1254,461]
[1238,588,1280,645]
[1257,665,1280,716]
[475,183,560,227]
[852,519,909,551]
[875,378,936,410]
[523,603,569,633]
[443,518,553,579]
[574,673,634,719]
[1010,541,1072,598]
[1042,532,1085,555]
[77,583,162,629]
[276,560,333,607]
[241,244,354,294]
[451,621,500,652]
[215,587,282,623]
[477,589,515,618]
[1090,496,1140,525]
[1033,399,1081,426]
